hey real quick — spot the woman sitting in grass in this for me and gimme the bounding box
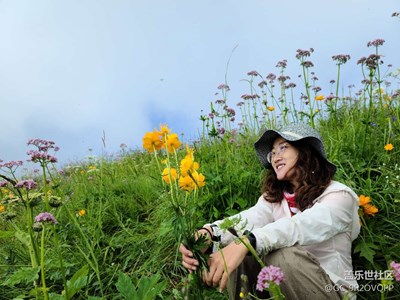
[180,123,360,299]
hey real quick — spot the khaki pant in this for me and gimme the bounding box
[228,244,342,300]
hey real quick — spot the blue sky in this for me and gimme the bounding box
[0,1,399,171]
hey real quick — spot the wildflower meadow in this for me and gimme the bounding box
[1,37,400,300]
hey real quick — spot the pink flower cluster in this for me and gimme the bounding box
[390,261,400,282]
[26,139,59,164]
[34,212,58,224]
[256,265,285,291]
[15,179,37,190]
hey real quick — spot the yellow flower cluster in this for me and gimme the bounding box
[162,145,206,192]
[142,124,182,154]
[142,124,205,193]
[359,195,378,217]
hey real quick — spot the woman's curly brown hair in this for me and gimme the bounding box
[261,139,336,211]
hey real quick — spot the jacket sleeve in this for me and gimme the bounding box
[209,195,276,246]
[252,189,360,254]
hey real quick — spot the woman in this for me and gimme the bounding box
[180,123,360,299]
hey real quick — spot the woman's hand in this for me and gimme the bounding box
[202,238,249,291]
[179,227,213,272]
[179,243,199,273]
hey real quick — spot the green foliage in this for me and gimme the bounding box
[115,272,167,300]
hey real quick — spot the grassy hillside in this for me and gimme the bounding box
[1,40,400,299]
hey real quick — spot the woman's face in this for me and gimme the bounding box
[270,137,300,186]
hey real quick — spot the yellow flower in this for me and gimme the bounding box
[0,205,5,213]
[88,165,97,170]
[159,124,171,137]
[180,156,199,176]
[359,195,371,206]
[179,175,195,192]
[315,95,325,101]
[165,133,182,153]
[384,143,394,151]
[267,106,275,111]
[162,168,178,184]
[363,204,379,216]
[239,292,245,298]
[78,209,86,217]
[142,131,163,152]
[359,195,378,217]
[190,171,206,189]
[315,109,320,113]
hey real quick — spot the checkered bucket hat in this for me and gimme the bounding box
[254,123,337,172]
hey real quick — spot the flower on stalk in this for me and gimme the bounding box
[180,154,199,177]
[390,261,400,282]
[15,179,37,190]
[165,133,182,154]
[267,106,275,111]
[162,168,178,184]
[358,195,378,217]
[142,131,163,152]
[179,171,205,192]
[0,160,23,169]
[315,95,325,101]
[384,143,394,151]
[159,124,171,136]
[34,212,58,224]
[256,265,285,291]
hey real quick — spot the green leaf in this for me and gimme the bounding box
[0,231,14,238]
[354,241,378,265]
[116,272,136,299]
[66,265,89,299]
[14,229,30,247]
[1,267,39,286]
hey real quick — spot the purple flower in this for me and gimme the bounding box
[367,39,385,47]
[247,70,259,77]
[256,265,285,291]
[295,48,314,59]
[15,180,37,190]
[275,60,287,68]
[332,54,351,65]
[27,150,58,163]
[34,212,58,224]
[390,261,400,282]
[0,180,9,187]
[0,160,23,169]
[217,84,230,91]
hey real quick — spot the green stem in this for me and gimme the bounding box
[26,203,39,268]
[51,225,69,299]
[40,227,49,300]
[41,163,50,211]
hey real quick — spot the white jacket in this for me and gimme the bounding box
[211,180,361,290]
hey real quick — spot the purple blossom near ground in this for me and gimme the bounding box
[34,212,58,224]
[0,180,8,187]
[256,265,285,291]
[390,261,400,282]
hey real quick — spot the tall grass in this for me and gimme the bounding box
[1,38,399,299]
